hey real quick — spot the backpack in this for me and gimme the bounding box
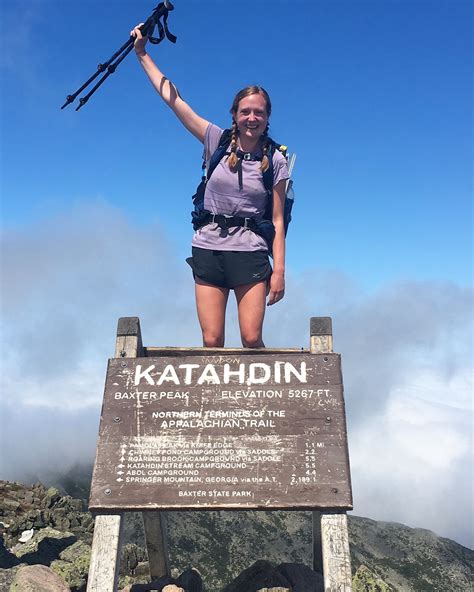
[191,129,295,255]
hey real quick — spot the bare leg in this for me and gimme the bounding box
[195,278,229,347]
[234,281,268,348]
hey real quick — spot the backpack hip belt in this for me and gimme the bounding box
[198,212,258,232]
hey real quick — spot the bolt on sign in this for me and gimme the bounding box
[89,353,352,511]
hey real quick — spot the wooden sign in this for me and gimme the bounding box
[89,353,352,511]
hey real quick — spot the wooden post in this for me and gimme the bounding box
[310,317,352,591]
[142,512,170,579]
[87,317,143,592]
[88,317,170,591]
[116,317,171,580]
[321,512,352,591]
[87,515,123,592]
[114,316,143,359]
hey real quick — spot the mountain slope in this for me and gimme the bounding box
[1,478,472,591]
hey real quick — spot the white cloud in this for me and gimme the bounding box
[1,200,472,548]
[350,383,472,547]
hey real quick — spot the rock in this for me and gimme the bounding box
[0,565,21,589]
[51,507,72,531]
[23,491,35,505]
[59,540,90,566]
[0,481,94,549]
[117,562,151,589]
[10,564,71,591]
[56,496,84,513]
[9,509,46,538]
[51,559,87,592]
[51,540,91,591]
[43,487,62,509]
[14,527,77,566]
[352,565,391,591]
[2,499,21,512]
[222,560,291,592]
[277,563,324,591]
[120,543,147,575]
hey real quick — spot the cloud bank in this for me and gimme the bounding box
[1,200,472,548]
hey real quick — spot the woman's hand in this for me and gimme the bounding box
[130,23,148,56]
[267,270,285,306]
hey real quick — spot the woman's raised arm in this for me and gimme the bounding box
[131,25,209,143]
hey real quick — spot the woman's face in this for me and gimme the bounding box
[234,93,269,141]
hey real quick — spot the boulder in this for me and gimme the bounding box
[51,540,91,592]
[10,509,47,536]
[0,481,94,549]
[10,564,71,591]
[120,543,147,574]
[43,487,62,509]
[14,527,77,566]
[352,565,391,592]
[118,561,150,590]
[0,565,21,589]
[50,559,86,592]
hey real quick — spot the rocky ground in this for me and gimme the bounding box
[0,480,472,591]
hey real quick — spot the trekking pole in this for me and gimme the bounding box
[61,1,177,111]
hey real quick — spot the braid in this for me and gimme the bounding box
[260,124,270,173]
[227,121,239,171]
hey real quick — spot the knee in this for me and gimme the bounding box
[241,331,264,349]
[202,331,225,348]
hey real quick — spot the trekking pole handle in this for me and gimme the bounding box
[139,1,174,37]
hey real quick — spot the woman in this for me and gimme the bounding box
[132,25,289,348]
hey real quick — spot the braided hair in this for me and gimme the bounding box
[260,124,270,173]
[227,119,240,172]
[227,86,272,173]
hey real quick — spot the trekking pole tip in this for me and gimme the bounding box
[61,95,74,109]
[75,97,88,112]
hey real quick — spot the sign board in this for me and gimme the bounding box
[89,353,352,511]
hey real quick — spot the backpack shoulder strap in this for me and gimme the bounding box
[262,139,287,194]
[206,129,232,181]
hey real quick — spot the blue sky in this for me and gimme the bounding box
[1,0,472,285]
[1,0,473,549]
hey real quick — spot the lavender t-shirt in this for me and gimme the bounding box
[192,123,289,252]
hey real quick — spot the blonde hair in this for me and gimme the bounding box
[227,86,272,173]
